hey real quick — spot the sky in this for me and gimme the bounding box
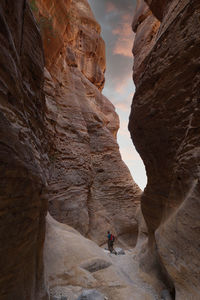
[88,0,147,190]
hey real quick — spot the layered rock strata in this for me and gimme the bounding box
[33,0,141,246]
[129,0,200,299]
[0,1,48,299]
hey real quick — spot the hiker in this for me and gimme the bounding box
[107,231,116,254]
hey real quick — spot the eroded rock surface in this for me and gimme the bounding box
[33,0,141,246]
[45,214,160,300]
[0,1,48,299]
[129,0,200,299]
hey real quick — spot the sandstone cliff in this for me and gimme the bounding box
[0,1,48,299]
[33,0,141,246]
[129,0,200,299]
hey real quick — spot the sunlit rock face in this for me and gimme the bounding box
[33,0,141,246]
[129,0,200,298]
[0,1,48,299]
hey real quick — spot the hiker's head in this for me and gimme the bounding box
[107,231,110,234]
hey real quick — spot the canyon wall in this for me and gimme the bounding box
[33,0,141,246]
[129,0,200,298]
[0,1,48,299]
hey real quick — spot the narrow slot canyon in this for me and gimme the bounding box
[0,0,200,300]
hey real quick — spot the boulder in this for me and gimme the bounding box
[80,258,112,273]
[115,248,125,255]
[77,289,105,300]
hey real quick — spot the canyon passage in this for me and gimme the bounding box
[0,0,200,300]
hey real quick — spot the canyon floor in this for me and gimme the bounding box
[46,215,163,300]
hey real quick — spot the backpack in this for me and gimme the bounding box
[110,234,115,242]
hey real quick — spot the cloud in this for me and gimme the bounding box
[118,120,130,137]
[88,0,147,190]
[113,40,133,57]
[112,13,135,58]
[88,0,136,92]
[115,92,134,111]
[120,146,141,162]
[106,2,116,13]
[116,102,129,112]
[115,74,131,93]
[104,55,133,94]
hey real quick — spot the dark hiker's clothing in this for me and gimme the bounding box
[107,233,115,254]
[107,239,112,252]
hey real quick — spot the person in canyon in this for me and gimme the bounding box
[107,231,117,254]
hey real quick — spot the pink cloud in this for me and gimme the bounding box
[120,146,141,161]
[112,13,135,58]
[116,102,129,112]
[118,120,130,137]
[113,40,133,57]
[106,2,116,13]
[116,93,133,111]
[114,74,133,94]
[115,77,129,93]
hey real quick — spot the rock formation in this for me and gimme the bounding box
[0,1,48,299]
[45,213,160,300]
[0,0,142,298]
[33,0,141,246]
[129,0,200,299]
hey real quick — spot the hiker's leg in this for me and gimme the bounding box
[110,241,114,253]
[110,241,113,253]
[108,240,111,253]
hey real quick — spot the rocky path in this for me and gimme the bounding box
[47,215,164,300]
[100,248,160,300]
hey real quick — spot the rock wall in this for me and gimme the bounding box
[33,0,141,246]
[0,1,48,299]
[129,0,200,298]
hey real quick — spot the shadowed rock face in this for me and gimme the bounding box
[144,0,170,20]
[129,0,200,298]
[33,0,141,246]
[0,1,48,299]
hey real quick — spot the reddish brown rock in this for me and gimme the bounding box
[144,0,172,20]
[33,0,141,247]
[0,1,48,299]
[132,0,160,85]
[33,0,105,90]
[129,0,200,298]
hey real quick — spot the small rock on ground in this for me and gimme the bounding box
[80,258,111,273]
[115,248,125,255]
[76,289,106,300]
[161,289,172,300]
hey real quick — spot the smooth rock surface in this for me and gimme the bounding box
[129,0,200,299]
[0,1,48,299]
[44,214,161,300]
[77,289,105,300]
[33,0,141,246]
[80,258,112,273]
